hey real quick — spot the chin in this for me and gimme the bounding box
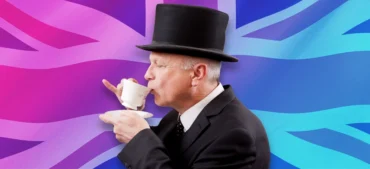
[154,97,168,107]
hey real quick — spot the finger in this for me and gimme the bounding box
[99,112,119,125]
[99,114,112,124]
[138,99,146,111]
[113,125,121,134]
[117,82,123,96]
[116,82,124,102]
[115,134,125,143]
[102,79,118,94]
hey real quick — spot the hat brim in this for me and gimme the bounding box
[136,44,238,62]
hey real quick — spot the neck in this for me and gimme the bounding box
[174,81,219,114]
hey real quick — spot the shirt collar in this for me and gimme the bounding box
[180,83,224,132]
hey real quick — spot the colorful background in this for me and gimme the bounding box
[1,0,369,168]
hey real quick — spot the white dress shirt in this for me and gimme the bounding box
[180,83,224,132]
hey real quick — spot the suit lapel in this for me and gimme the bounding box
[180,112,209,153]
[180,85,236,153]
[157,110,178,141]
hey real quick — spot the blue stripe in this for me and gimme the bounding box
[221,52,370,112]
[290,128,370,164]
[236,0,300,27]
[345,19,370,34]
[94,157,125,169]
[349,123,370,135]
[270,153,298,169]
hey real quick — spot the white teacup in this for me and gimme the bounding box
[120,79,151,110]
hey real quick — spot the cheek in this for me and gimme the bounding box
[168,75,189,97]
[153,70,189,100]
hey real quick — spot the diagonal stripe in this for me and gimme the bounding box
[0,115,106,168]
[50,131,120,169]
[350,123,370,135]
[245,0,346,40]
[0,28,36,51]
[223,52,370,112]
[0,117,161,168]
[236,0,300,27]
[290,129,370,164]
[80,145,125,169]
[253,105,370,134]
[268,131,370,168]
[0,1,98,49]
[270,153,298,169]
[345,19,370,34]
[95,157,126,169]
[80,118,160,169]
[66,0,146,36]
[0,137,42,159]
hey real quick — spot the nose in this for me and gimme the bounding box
[144,64,154,81]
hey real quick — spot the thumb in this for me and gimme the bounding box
[99,110,120,125]
[102,79,118,94]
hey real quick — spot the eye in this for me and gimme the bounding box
[155,62,166,68]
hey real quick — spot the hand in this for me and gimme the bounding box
[102,78,146,110]
[99,110,150,143]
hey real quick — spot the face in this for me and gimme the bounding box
[144,52,192,107]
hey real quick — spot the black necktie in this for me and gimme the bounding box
[176,115,184,137]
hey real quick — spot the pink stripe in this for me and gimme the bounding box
[0,0,150,69]
[50,131,120,169]
[0,60,169,122]
[0,116,110,141]
[0,115,109,168]
[0,1,97,49]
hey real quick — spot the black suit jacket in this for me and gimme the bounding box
[118,85,270,169]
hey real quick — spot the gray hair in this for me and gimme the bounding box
[181,57,222,82]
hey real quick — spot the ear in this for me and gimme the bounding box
[190,63,207,86]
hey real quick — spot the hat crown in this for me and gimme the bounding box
[152,4,229,51]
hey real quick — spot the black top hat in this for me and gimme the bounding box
[136,4,238,62]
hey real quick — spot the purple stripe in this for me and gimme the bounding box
[0,28,36,51]
[244,0,346,40]
[50,131,120,169]
[0,137,42,159]
[164,0,218,9]
[67,0,146,36]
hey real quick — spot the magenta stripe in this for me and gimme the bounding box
[0,1,98,49]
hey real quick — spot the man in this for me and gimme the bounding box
[100,4,270,169]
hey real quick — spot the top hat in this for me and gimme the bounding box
[136,4,238,62]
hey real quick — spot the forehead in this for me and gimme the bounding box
[149,52,182,63]
[149,52,165,61]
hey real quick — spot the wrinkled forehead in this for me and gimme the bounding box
[149,52,184,64]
